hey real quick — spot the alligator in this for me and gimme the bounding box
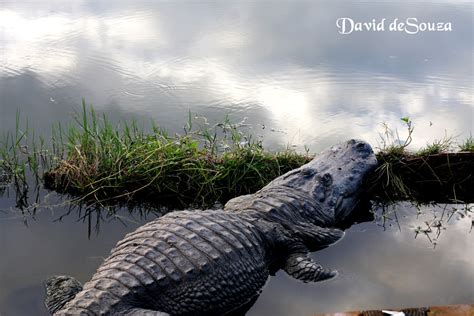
[45,139,377,315]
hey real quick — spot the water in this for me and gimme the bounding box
[0,195,472,315]
[0,0,473,314]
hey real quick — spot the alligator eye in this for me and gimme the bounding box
[321,173,333,186]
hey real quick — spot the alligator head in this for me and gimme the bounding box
[262,139,377,224]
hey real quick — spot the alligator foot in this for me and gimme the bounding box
[283,252,337,283]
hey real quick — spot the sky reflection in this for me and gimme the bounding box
[1,1,472,151]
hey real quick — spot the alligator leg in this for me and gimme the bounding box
[282,229,342,283]
[290,223,344,251]
[283,251,337,283]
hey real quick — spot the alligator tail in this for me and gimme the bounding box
[44,275,83,314]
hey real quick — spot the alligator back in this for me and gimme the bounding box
[57,210,269,315]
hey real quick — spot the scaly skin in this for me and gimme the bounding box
[47,139,377,315]
[58,211,272,315]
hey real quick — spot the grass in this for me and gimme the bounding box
[459,136,474,152]
[416,134,454,156]
[370,117,416,201]
[0,105,472,208]
[370,117,472,203]
[1,100,310,208]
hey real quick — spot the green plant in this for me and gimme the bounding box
[372,117,417,201]
[416,134,454,156]
[459,136,474,152]
[1,105,471,209]
[377,117,414,157]
[37,101,311,207]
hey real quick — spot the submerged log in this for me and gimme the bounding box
[42,150,473,207]
[369,152,474,203]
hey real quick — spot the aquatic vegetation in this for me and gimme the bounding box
[459,136,474,152]
[416,134,454,156]
[372,202,473,248]
[376,116,414,157]
[370,118,417,201]
[370,118,473,203]
[0,105,472,209]
[1,100,310,208]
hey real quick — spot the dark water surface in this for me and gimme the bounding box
[1,0,473,315]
